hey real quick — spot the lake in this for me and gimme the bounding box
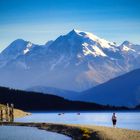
[16,111,140,130]
[0,126,71,140]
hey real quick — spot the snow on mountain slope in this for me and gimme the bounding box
[73,29,116,49]
[0,29,140,92]
[120,41,140,56]
[0,39,44,68]
[0,39,28,67]
[121,41,140,51]
[51,29,118,58]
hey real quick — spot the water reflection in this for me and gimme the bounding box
[0,126,71,140]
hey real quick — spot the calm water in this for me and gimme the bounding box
[16,111,140,130]
[0,126,71,140]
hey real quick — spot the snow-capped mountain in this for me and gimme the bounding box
[0,29,140,91]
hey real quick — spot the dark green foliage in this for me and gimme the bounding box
[0,86,128,111]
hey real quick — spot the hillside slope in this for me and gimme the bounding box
[79,69,140,107]
[0,86,128,111]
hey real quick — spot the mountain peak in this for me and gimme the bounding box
[2,39,27,53]
[69,29,93,36]
[67,29,101,42]
[13,38,26,42]
[10,39,27,46]
[72,29,80,33]
[1,39,31,58]
[67,29,81,37]
[122,40,132,46]
[67,29,114,46]
[120,40,140,53]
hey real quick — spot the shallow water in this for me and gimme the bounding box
[0,126,71,140]
[16,111,140,130]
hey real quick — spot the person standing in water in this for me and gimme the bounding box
[112,113,117,128]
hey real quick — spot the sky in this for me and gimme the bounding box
[0,0,140,51]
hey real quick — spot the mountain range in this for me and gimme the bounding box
[27,68,140,107]
[78,68,140,107]
[27,86,79,100]
[0,29,140,92]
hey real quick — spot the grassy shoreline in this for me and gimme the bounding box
[0,104,139,140]
[0,122,140,140]
[0,104,30,119]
